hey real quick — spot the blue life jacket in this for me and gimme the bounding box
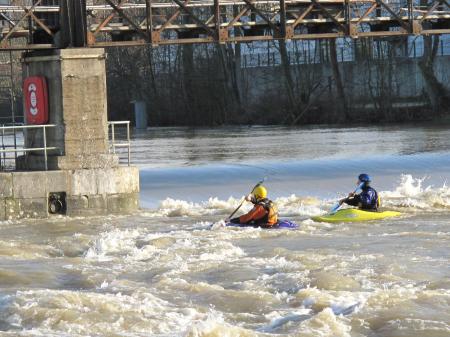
[356,186,379,210]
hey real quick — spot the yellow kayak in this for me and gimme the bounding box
[312,208,402,223]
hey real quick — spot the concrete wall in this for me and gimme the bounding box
[22,51,64,154]
[341,57,450,99]
[241,56,450,103]
[21,48,117,170]
[0,166,139,219]
[59,49,109,166]
[10,48,141,220]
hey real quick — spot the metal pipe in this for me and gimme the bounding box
[1,124,4,168]
[43,125,47,170]
[127,121,131,166]
[111,123,116,154]
[9,51,18,162]
[107,121,132,165]
[0,147,58,153]
[0,124,58,170]
[0,124,56,130]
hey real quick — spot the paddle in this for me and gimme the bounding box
[330,182,364,214]
[226,178,266,221]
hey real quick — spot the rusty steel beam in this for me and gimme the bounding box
[145,0,153,43]
[158,0,190,34]
[291,4,314,28]
[92,0,126,36]
[375,0,411,32]
[419,0,449,23]
[310,0,347,32]
[104,0,149,41]
[0,0,44,47]
[280,0,287,38]
[172,0,217,37]
[241,0,280,33]
[0,0,448,49]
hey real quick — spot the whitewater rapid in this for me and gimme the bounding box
[1,125,450,336]
[0,174,449,337]
[144,175,450,219]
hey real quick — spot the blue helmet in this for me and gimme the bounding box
[358,173,371,183]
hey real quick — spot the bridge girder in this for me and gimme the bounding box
[0,0,449,49]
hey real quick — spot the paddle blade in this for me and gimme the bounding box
[210,220,226,230]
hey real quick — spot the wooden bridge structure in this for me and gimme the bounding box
[0,0,448,50]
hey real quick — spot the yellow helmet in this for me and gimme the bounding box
[252,185,267,200]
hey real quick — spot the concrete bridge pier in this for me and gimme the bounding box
[0,48,139,219]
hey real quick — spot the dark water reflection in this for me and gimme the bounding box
[129,123,450,168]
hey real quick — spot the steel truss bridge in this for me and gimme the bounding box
[0,0,448,49]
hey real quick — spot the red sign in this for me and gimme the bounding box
[24,76,49,125]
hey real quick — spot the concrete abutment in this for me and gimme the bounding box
[5,48,140,220]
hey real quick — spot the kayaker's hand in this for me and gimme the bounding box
[348,192,356,198]
[245,194,253,202]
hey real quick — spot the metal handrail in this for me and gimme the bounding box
[108,121,131,166]
[0,124,57,171]
[0,122,131,170]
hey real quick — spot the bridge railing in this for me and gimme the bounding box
[108,121,131,166]
[0,123,58,171]
[0,121,132,171]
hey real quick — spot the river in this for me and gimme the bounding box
[0,124,449,337]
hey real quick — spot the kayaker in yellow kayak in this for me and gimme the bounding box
[229,185,279,227]
[339,174,380,210]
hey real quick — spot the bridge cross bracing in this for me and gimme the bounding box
[0,0,448,49]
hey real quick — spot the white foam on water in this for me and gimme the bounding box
[135,174,450,223]
[348,285,450,335]
[184,310,260,337]
[138,174,450,223]
[258,309,312,332]
[141,195,325,219]
[81,225,248,283]
[292,286,369,316]
[2,172,449,336]
[154,197,244,218]
[381,174,450,210]
[296,307,352,337]
[84,228,143,260]
[209,220,226,230]
[0,289,212,336]
[271,195,323,217]
[0,239,65,260]
[381,317,450,333]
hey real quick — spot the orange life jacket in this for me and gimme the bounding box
[258,199,278,225]
[239,198,278,226]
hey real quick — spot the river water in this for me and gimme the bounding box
[0,124,449,337]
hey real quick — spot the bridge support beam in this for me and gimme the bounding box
[60,0,88,48]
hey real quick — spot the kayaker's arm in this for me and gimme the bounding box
[234,205,267,224]
[340,195,361,207]
[227,194,256,222]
